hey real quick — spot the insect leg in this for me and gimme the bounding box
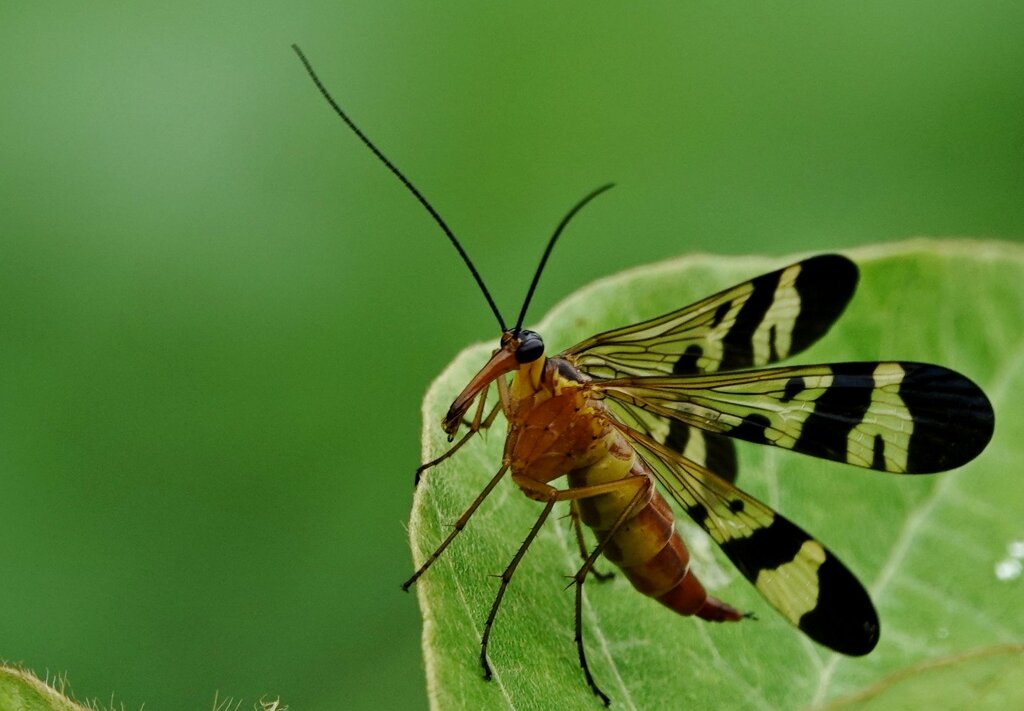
[568,502,614,582]
[414,385,502,485]
[512,474,651,706]
[569,479,651,707]
[479,496,556,681]
[402,463,510,591]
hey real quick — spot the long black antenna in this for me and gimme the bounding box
[291,44,507,331]
[514,183,615,332]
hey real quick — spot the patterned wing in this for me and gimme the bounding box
[598,362,994,474]
[665,424,738,484]
[576,256,854,481]
[618,424,879,655]
[605,400,739,483]
[562,254,858,379]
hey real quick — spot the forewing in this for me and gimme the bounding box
[606,400,738,483]
[563,254,858,379]
[599,362,994,474]
[617,424,879,655]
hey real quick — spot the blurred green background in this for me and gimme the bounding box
[1,2,1022,710]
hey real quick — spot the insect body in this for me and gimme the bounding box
[484,333,751,626]
[432,255,992,704]
[293,46,995,706]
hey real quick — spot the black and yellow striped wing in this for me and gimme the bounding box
[565,253,992,655]
[572,255,857,479]
[617,424,879,655]
[607,398,740,483]
[563,254,858,379]
[598,362,994,474]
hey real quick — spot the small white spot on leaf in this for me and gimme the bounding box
[994,558,1022,581]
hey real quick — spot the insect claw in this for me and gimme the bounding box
[480,655,493,681]
[743,611,758,621]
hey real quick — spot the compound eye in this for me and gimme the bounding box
[514,330,545,363]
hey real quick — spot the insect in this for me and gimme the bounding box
[293,46,996,705]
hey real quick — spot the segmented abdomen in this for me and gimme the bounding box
[567,435,718,617]
[505,364,742,622]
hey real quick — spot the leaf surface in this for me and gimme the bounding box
[409,239,1024,710]
[0,666,89,711]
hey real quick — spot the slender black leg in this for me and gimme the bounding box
[569,501,614,582]
[571,479,650,707]
[479,498,556,680]
[402,463,509,591]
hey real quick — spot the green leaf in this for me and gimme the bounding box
[409,239,1024,710]
[0,666,286,711]
[0,666,89,711]
[819,644,1024,710]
